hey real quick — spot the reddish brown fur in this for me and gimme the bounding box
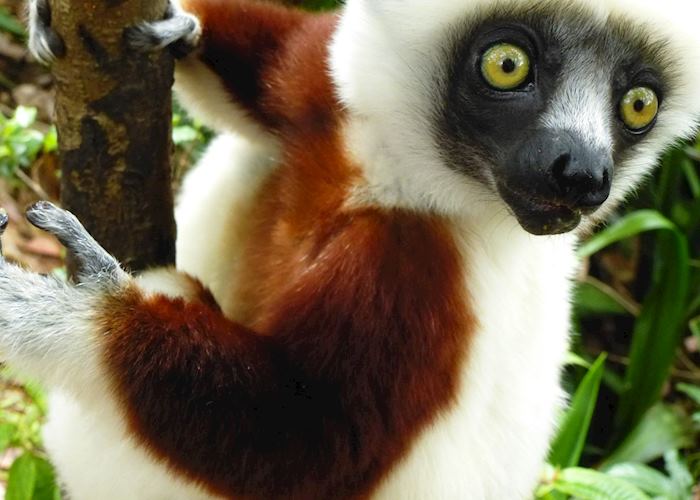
[101,1,475,498]
[181,0,337,130]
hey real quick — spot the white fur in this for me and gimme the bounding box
[44,392,219,500]
[43,136,281,499]
[331,0,700,219]
[376,219,576,499]
[43,267,223,499]
[175,133,279,320]
[36,0,700,498]
[174,59,277,148]
[0,266,102,393]
[45,139,575,500]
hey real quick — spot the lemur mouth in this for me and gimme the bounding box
[497,184,583,236]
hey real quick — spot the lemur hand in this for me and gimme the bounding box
[0,202,129,387]
[27,0,201,64]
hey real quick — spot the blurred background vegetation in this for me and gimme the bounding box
[0,0,697,498]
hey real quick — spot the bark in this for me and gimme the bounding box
[49,0,176,273]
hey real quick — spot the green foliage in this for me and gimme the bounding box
[538,466,650,500]
[172,104,211,150]
[603,405,694,468]
[542,139,700,497]
[0,107,57,184]
[6,453,60,500]
[0,7,25,39]
[301,0,342,10]
[0,370,60,500]
[549,354,606,468]
[580,211,690,434]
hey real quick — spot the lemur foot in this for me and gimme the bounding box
[27,0,200,64]
[25,201,128,284]
[125,2,201,58]
[27,0,66,64]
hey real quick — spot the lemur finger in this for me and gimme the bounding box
[27,0,66,65]
[0,208,8,260]
[25,202,127,283]
[124,7,201,58]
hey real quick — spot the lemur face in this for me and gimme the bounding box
[333,0,700,234]
[438,13,669,235]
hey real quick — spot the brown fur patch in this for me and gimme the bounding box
[101,1,475,498]
[103,208,471,499]
[181,0,337,130]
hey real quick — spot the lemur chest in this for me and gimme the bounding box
[374,223,577,499]
[176,137,578,498]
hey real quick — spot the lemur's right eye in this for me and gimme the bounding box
[480,43,531,90]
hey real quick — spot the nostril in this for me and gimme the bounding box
[551,153,571,180]
[551,153,574,194]
[548,151,612,209]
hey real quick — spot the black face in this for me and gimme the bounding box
[436,10,668,235]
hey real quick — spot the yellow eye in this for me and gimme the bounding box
[481,43,531,90]
[620,87,659,131]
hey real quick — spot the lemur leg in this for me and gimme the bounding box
[125,0,312,136]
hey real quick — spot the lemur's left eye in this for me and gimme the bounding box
[620,86,659,132]
[481,43,531,90]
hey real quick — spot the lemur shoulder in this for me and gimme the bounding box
[4,0,700,498]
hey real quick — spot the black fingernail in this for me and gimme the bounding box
[0,208,8,232]
[29,200,52,212]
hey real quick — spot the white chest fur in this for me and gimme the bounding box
[43,135,579,499]
[374,218,578,499]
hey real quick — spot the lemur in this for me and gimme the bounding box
[5,0,700,498]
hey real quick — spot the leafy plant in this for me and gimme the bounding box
[0,106,57,185]
[0,7,25,39]
[0,370,60,500]
[541,139,700,497]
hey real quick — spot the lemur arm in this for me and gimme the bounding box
[173,0,311,130]
[0,202,467,498]
[28,0,334,137]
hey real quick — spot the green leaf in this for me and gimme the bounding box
[0,422,17,453]
[301,0,341,10]
[689,316,700,343]
[552,467,650,500]
[0,7,26,38]
[564,352,591,369]
[681,157,700,199]
[579,210,690,435]
[31,455,61,500]
[6,453,38,500]
[13,107,38,129]
[172,125,198,145]
[663,450,693,493]
[22,381,48,416]
[42,127,58,153]
[574,280,632,317]
[605,463,676,498]
[676,383,700,406]
[549,354,606,468]
[577,210,678,258]
[603,404,694,468]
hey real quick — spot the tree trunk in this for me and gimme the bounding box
[49,0,175,273]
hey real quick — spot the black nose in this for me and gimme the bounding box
[507,130,613,211]
[550,151,612,210]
